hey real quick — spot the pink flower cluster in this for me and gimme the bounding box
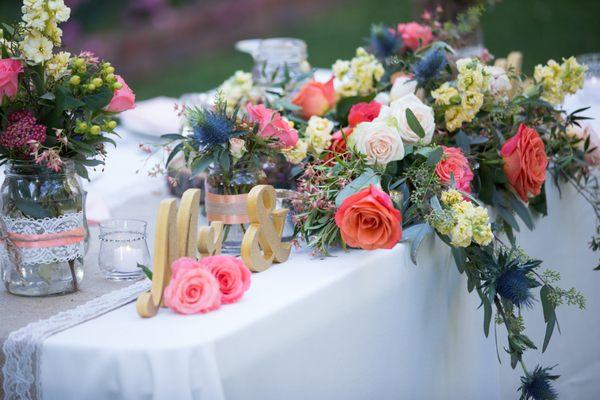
[163,255,251,315]
[246,103,298,149]
[0,110,46,150]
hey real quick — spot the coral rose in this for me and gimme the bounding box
[501,124,548,201]
[396,22,433,51]
[246,103,299,148]
[163,257,221,315]
[106,75,136,112]
[348,101,382,128]
[435,146,474,193]
[334,184,402,250]
[199,255,251,304]
[292,77,336,119]
[0,59,23,103]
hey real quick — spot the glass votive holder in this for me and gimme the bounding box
[98,219,151,281]
[276,189,296,242]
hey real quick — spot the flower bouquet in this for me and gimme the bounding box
[275,8,593,399]
[164,96,298,253]
[0,0,135,296]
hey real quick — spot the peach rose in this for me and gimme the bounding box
[396,22,433,51]
[435,146,474,193]
[163,257,221,315]
[246,103,299,148]
[0,59,23,103]
[199,255,251,304]
[106,75,136,112]
[335,184,402,250]
[292,77,336,119]
[501,124,548,201]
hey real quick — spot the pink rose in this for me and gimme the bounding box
[105,75,136,112]
[435,146,474,193]
[0,59,23,103]
[199,255,251,304]
[163,257,221,315]
[292,77,336,119]
[396,22,433,51]
[246,103,299,148]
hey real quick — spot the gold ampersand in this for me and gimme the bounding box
[241,185,291,272]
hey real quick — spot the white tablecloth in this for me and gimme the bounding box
[38,83,598,399]
[40,238,500,400]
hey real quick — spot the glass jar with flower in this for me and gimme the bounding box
[164,97,299,254]
[0,1,135,296]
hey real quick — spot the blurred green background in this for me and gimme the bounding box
[1,0,599,100]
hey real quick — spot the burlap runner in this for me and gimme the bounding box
[0,189,166,397]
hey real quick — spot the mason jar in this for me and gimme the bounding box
[0,160,88,296]
[204,163,266,255]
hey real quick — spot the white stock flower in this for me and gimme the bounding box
[45,51,70,79]
[306,116,334,155]
[389,75,417,102]
[21,32,53,63]
[349,120,404,165]
[375,94,435,145]
[284,139,308,164]
[486,66,512,95]
[48,0,71,22]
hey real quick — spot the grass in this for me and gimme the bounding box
[132,0,600,99]
[2,0,599,99]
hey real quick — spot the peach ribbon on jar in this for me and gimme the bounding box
[205,192,250,224]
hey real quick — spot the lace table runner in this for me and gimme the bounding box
[0,223,152,400]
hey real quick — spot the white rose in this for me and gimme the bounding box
[373,91,390,106]
[376,94,435,145]
[229,138,246,159]
[389,76,418,102]
[486,66,512,95]
[349,120,404,165]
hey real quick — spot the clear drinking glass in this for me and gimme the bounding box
[98,219,150,281]
[276,189,295,242]
[576,53,600,103]
[237,38,309,87]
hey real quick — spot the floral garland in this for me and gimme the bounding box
[280,13,592,400]
[164,6,595,399]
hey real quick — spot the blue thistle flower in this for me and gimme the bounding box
[519,365,559,400]
[495,265,539,307]
[412,48,447,86]
[369,24,402,59]
[192,109,237,151]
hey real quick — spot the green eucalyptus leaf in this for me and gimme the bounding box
[335,168,380,207]
[191,154,213,176]
[405,108,426,138]
[426,146,444,166]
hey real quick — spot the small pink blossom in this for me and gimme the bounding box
[106,75,136,113]
[35,149,63,172]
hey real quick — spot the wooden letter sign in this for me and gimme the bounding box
[136,189,225,318]
[241,185,291,272]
